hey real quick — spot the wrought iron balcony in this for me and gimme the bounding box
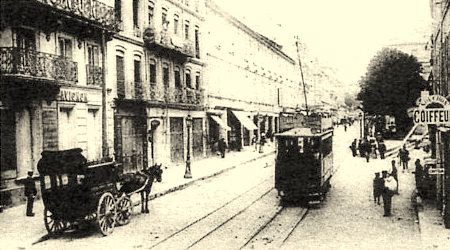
[0,47,78,83]
[2,0,118,31]
[143,27,195,59]
[147,84,203,107]
[86,64,102,86]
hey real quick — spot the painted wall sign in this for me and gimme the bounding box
[58,89,88,103]
[416,94,450,107]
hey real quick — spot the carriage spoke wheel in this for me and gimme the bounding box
[116,195,133,226]
[97,192,116,236]
[44,208,66,235]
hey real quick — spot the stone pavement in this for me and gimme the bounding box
[407,146,450,249]
[0,145,275,248]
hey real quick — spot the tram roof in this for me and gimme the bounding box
[274,127,333,138]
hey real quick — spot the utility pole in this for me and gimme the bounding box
[295,36,309,116]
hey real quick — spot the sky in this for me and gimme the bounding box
[215,0,431,93]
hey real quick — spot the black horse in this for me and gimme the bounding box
[119,164,163,213]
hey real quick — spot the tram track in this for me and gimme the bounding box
[149,177,275,249]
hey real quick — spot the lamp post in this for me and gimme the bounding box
[184,115,193,178]
[359,113,363,139]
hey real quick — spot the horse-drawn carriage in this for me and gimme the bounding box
[37,148,162,236]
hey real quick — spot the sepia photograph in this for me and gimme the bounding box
[0,0,448,249]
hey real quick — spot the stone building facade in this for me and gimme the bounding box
[109,0,206,172]
[203,1,303,151]
[0,0,118,206]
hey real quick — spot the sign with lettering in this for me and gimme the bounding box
[413,93,450,125]
[58,89,88,103]
[428,168,444,175]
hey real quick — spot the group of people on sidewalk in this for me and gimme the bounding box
[350,135,387,162]
[373,160,399,217]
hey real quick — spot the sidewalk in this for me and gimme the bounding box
[0,146,275,248]
[406,146,450,249]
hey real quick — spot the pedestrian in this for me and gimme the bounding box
[344,123,347,131]
[357,139,363,157]
[382,171,396,217]
[363,139,370,163]
[373,172,383,205]
[259,133,266,153]
[398,145,410,172]
[414,159,424,197]
[378,140,386,159]
[251,135,258,152]
[391,159,399,194]
[350,139,357,157]
[24,171,37,217]
[218,138,227,158]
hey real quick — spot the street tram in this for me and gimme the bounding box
[275,121,333,205]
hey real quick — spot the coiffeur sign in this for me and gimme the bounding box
[413,93,450,125]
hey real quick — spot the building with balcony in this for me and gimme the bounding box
[109,0,205,172]
[428,0,450,227]
[0,0,118,206]
[203,1,303,151]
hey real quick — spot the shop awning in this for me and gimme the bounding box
[210,115,231,130]
[232,111,258,130]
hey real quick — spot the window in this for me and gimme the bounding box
[162,8,168,30]
[148,1,154,26]
[87,44,99,66]
[184,20,190,40]
[149,59,157,83]
[195,26,200,58]
[134,59,141,83]
[115,0,121,20]
[133,0,139,28]
[58,37,72,59]
[116,55,125,98]
[185,69,191,88]
[174,66,181,88]
[59,107,77,150]
[174,15,179,35]
[163,63,170,87]
[195,72,200,89]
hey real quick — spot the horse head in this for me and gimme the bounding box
[143,164,163,182]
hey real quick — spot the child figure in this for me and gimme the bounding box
[373,172,383,205]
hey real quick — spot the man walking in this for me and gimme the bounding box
[382,171,397,217]
[373,172,383,205]
[24,171,37,217]
[378,140,386,159]
[398,145,410,172]
[391,160,399,194]
[350,139,357,157]
[218,138,227,158]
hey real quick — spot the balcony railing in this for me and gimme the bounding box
[147,85,203,106]
[143,27,195,58]
[31,0,117,30]
[0,47,78,83]
[134,81,144,100]
[86,64,102,86]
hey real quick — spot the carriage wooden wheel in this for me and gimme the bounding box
[97,192,117,236]
[44,208,66,235]
[116,195,133,226]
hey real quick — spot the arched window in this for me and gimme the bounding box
[184,20,190,40]
[174,66,181,88]
[195,71,200,90]
[174,14,179,35]
[163,63,170,87]
[185,68,191,88]
[149,58,157,84]
[148,1,154,26]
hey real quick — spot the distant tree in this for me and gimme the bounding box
[357,48,427,134]
[344,92,358,109]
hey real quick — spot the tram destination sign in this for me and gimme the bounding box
[413,108,450,124]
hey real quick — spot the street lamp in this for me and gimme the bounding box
[184,114,193,178]
[359,113,362,138]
